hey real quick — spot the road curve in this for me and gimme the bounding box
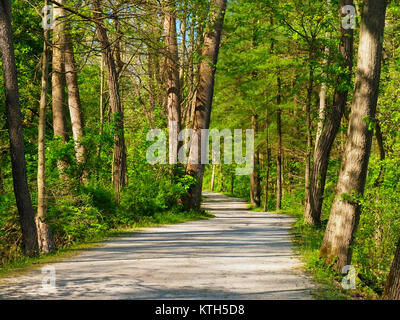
[0,192,314,300]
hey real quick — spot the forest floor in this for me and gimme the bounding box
[0,193,314,300]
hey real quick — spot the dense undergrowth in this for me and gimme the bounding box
[0,176,211,272]
[0,124,205,270]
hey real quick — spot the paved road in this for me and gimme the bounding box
[0,193,314,300]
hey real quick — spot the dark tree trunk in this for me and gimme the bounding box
[264,108,271,212]
[250,114,261,207]
[384,239,400,300]
[305,0,354,226]
[264,148,271,212]
[184,0,227,209]
[373,120,385,186]
[113,11,124,77]
[0,0,38,256]
[320,0,388,271]
[276,75,283,211]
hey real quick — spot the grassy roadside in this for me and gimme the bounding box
[0,209,214,280]
[283,205,379,300]
[282,206,353,300]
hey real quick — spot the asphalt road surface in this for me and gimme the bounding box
[0,192,314,300]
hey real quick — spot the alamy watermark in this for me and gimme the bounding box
[342,5,357,30]
[41,266,56,294]
[42,5,55,30]
[341,265,356,290]
[146,122,254,176]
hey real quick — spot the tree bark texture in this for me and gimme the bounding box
[0,0,39,256]
[320,0,388,270]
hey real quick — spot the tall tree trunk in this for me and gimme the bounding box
[183,18,196,128]
[315,1,331,147]
[264,108,271,212]
[250,114,261,207]
[316,84,327,147]
[37,2,55,253]
[97,55,105,180]
[316,44,330,147]
[305,0,354,226]
[164,1,182,164]
[179,14,187,101]
[276,75,283,211]
[264,148,271,212]
[304,49,314,218]
[211,164,216,192]
[320,0,388,271]
[91,0,127,201]
[51,0,68,181]
[52,0,68,143]
[384,239,400,300]
[0,0,38,256]
[61,10,87,179]
[113,10,124,77]
[184,0,227,209]
[146,49,156,128]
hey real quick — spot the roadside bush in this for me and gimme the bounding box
[352,158,400,294]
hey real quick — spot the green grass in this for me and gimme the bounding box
[0,209,214,280]
[284,205,379,300]
[287,207,351,300]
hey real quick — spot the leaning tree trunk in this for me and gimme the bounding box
[36,1,55,253]
[314,0,331,147]
[0,0,38,256]
[184,0,227,209]
[320,0,388,271]
[91,0,127,201]
[384,239,400,300]
[61,7,87,180]
[164,1,182,164]
[305,0,354,226]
